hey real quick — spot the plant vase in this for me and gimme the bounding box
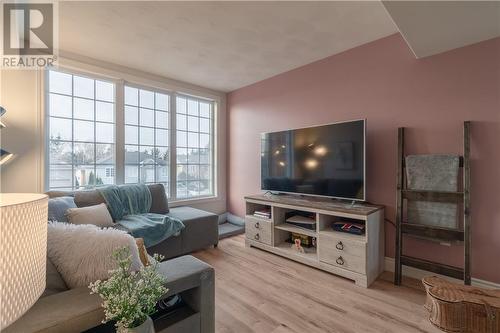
[129,316,155,333]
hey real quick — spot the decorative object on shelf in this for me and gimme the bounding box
[89,247,167,333]
[422,276,500,333]
[394,121,471,286]
[332,221,366,235]
[0,193,49,330]
[405,154,460,228]
[291,238,305,253]
[0,106,14,164]
[285,213,316,230]
[287,232,316,248]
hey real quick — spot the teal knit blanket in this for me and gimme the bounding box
[98,184,185,247]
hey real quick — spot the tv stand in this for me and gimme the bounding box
[244,194,384,287]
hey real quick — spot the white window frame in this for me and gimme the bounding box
[121,83,173,193]
[173,93,216,200]
[44,68,118,191]
[44,67,218,204]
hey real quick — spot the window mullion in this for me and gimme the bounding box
[115,80,125,185]
[71,75,75,190]
[170,94,177,200]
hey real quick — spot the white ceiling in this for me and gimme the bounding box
[58,1,500,93]
[383,1,500,58]
[59,1,397,92]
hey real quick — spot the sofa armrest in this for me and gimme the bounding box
[5,256,214,333]
[3,288,103,333]
[158,255,215,333]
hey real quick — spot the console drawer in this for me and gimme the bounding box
[320,250,366,274]
[319,234,366,274]
[245,215,272,245]
[319,233,366,258]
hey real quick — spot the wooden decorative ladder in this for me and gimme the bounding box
[394,121,471,285]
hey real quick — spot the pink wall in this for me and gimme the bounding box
[227,34,500,283]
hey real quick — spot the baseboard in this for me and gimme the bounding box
[384,257,500,289]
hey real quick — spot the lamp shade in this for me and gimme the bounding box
[0,193,48,329]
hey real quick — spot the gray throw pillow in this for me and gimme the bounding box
[148,184,169,214]
[48,196,77,222]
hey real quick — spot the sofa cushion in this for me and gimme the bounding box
[48,196,77,222]
[46,190,74,198]
[146,231,183,259]
[167,207,218,253]
[147,184,169,214]
[46,184,168,214]
[66,203,114,227]
[47,222,143,288]
[167,206,217,224]
[74,190,106,208]
[3,287,103,333]
[42,256,69,297]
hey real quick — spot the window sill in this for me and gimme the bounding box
[168,195,222,207]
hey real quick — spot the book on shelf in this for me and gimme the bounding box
[332,221,365,235]
[253,209,271,219]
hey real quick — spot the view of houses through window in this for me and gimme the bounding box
[176,95,213,199]
[48,70,115,190]
[46,69,215,200]
[124,85,170,194]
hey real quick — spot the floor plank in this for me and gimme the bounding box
[193,235,440,333]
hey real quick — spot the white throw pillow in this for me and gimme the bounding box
[66,203,114,227]
[47,222,143,288]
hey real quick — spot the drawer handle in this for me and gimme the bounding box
[336,256,344,265]
[254,222,260,229]
[335,241,344,251]
[254,233,260,240]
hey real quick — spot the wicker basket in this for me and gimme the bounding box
[422,276,500,333]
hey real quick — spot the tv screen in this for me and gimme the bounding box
[261,119,365,201]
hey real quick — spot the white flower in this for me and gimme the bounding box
[88,247,168,330]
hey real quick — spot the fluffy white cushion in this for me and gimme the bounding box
[66,203,114,227]
[47,222,143,288]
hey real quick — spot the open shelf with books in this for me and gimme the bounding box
[245,201,272,221]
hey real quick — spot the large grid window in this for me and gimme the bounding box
[124,86,170,194]
[47,70,115,190]
[176,95,213,199]
[46,69,216,201]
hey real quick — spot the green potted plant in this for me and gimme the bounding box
[89,247,167,333]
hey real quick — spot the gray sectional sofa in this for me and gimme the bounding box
[46,184,219,259]
[5,255,215,333]
[3,184,218,332]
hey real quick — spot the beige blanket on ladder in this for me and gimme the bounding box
[405,154,459,229]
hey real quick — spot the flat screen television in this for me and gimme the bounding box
[261,119,365,201]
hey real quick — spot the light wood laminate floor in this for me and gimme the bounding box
[192,235,441,333]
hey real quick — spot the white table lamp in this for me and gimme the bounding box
[0,193,48,329]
